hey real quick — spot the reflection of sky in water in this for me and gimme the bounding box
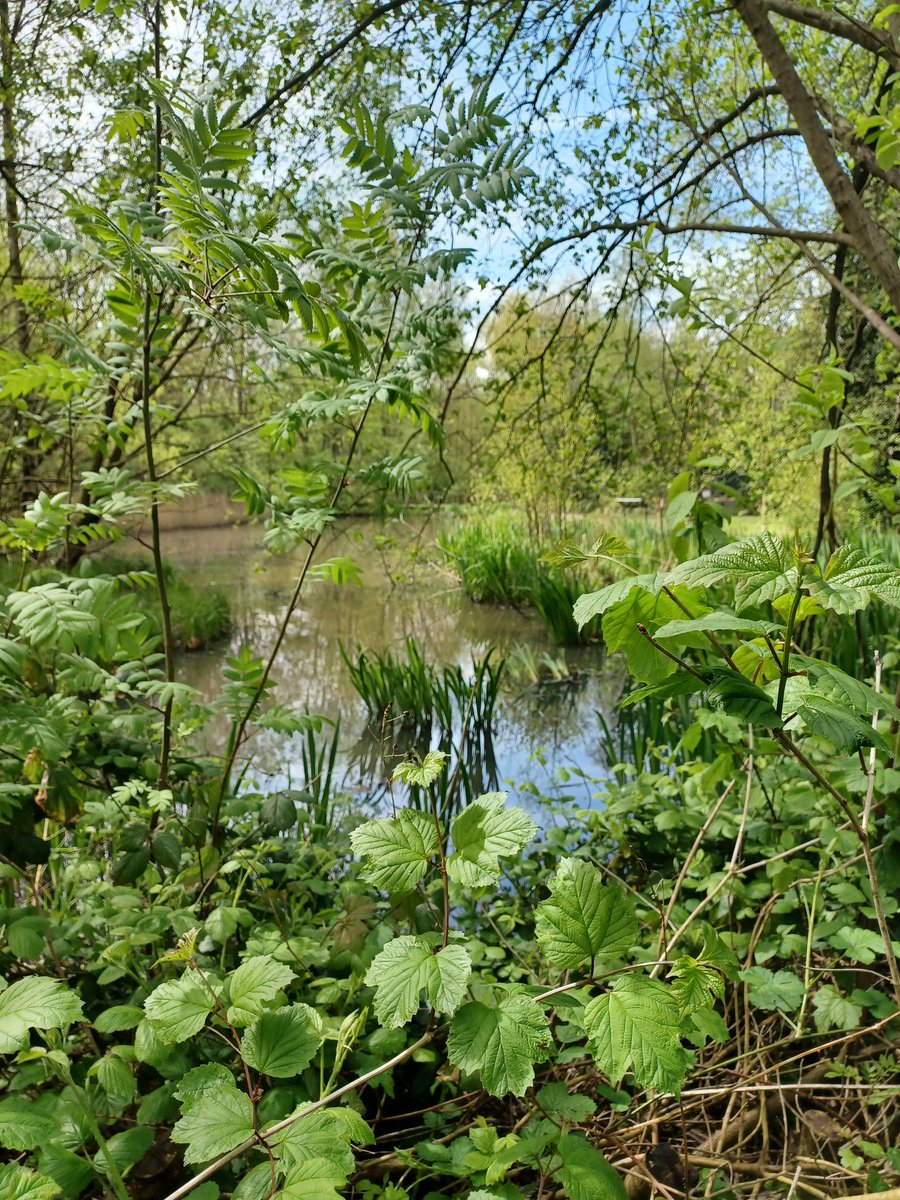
[164,520,624,817]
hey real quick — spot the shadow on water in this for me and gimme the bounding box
[160,518,625,817]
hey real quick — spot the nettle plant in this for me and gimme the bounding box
[572,529,900,1007]
[0,753,737,1199]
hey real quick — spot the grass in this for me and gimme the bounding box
[437,516,596,643]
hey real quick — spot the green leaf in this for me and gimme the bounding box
[668,958,724,1012]
[391,750,448,787]
[227,955,295,1026]
[535,858,637,969]
[801,659,900,722]
[38,1145,94,1198]
[557,1133,628,1200]
[447,990,552,1097]
[93,1005,145,1033]
[601,588,692,683]
[812,986,863,1033]
[536,1082,596,1123]
[365,935,471,1027]
[241,1004,323,1077]
[706,669,781,727]
[0,976,83,1052]
[259,790,299,832]
[739,967,805,1012]
[447,793,537,887]
[279,1156,347,1200]
[666,534,797,611]
[794,694,888,753]
[0,1165,61,1200]
[573,574,659,629]
[270,1106,373,1174]
[584,975,687,1093]
[144,971,215,1044]
[0,1099,59,1151]
[808,546,900,614]
[350,809,439,894]
[172,1079,253,1164]
[654,611,781,641]
[96,1127,154,1174]
[830,927,885,965]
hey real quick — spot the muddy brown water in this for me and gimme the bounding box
[162,519,622,816]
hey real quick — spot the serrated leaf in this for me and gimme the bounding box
[447,991,552,1096]
[584,975,687,1093]
[706,668,781,727]
[365,935,471,1027]
[654,611,781,641]
[573,574,660,629]
[0,977,83,1052]
[279,1156,347,1199]
[144,971,215,1044]
[37,1144,94,1198]
[241,1004,323,1077]
[350,809,439,894]
[536,1082,596,1123]
[270,1105,372,1175]
[739,967,805,1012]
[794,694,887,753]
[535,858,637,969]
[0,1165,61,1200]
[667,534,797,611]
[174,1064,234,1106]
[668,957,723,1012]
[557,1133,628,1200]
[171,1080,253,1164]
[830,926,885,964]
[601,588,692,683]
[391,749,448,787]
[227,955,295,1025]
[812,985,863,1032]
[96,1127,154,1174]
[0,1099,59,1150]
[447,793,537,886]
[808,545,900,614]
[801,659,900,721]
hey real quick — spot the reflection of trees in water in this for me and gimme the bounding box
[172,523,622,812]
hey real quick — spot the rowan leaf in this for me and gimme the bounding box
[535,858,637,969]
[447,990,552,1097]
[447,793,537,886]
[350,809,439,894]
[365,935,471,1027]
[0,977,83,1053]
[227,955,295,1025]
[241,1004,323,1077]
[584,975,687,1093]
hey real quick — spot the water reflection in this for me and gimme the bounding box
[163,519,623,812]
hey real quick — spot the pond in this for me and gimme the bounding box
[164,518,625,814]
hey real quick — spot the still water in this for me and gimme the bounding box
[164,519,623,811]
